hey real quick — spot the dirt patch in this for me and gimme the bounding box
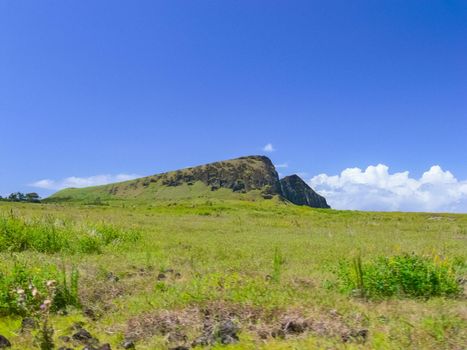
[125,302,368,348]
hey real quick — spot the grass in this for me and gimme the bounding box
[338,254,462,299]
[0,199,465,349]
[0,212,140,254]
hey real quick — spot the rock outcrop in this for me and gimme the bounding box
[280,175,330,208]
[152,155,281,195]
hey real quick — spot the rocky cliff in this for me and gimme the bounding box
[279,174,330,208]
[153,155,281,195]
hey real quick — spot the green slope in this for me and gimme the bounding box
[45,155,282,204]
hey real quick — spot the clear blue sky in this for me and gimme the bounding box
[1,1,466,209]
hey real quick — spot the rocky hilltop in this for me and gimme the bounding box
[153,156,281,195]
[280,175,330,208]
[47,155,330,208]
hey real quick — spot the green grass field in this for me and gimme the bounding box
[0,199,466,349]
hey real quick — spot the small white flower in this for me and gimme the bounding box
[46,280,56,287]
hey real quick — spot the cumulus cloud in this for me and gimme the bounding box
[309,164,467,213]
[275,163,288,169]
[262,143,275,152]
[30,174,141,191]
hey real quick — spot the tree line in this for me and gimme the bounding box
[0,192,41,203]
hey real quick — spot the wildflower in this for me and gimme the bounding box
[41,299,52,311]
[46,280,56,288]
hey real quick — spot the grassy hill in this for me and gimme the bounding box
[0,199,466,349]
[44,156,330,209]
[45,156,281,204]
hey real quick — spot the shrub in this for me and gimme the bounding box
[0,262,80,316]
[0,212,140,254]
[337,254,462,299]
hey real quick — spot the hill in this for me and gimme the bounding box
[46,155,330,208]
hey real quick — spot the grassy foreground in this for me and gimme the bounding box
[0,199,466,349]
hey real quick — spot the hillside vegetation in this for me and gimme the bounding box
[45,156,329,209]
[0,199,465,349]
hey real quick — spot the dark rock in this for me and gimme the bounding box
[58,335,71,342]
[356,329,368,340]
[121,340,135,349]
[106,272,119,282]
[231,180,245,192]
[167,331,187,343]
[21,317,36,331]
[191,335,212,347]
[83,307,98,320]
[341,328,369,343]
[191,320,215,347]
[72,328,94,343]
[98,344,112,350]
[281,318,308,334]
[221,334,238,345]
[169,347,189,350]
[0,335,11,348]
[218,320,239,344]
[57,347,73,350]
[157,273,166,280]
[271,328,285,339]
[279,175,330,208]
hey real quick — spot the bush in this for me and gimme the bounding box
[0,212,140,254]
[0,262,80,316]
[337,254,462,299]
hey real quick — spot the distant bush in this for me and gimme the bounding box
[0,212,140,254]
[0,262,80,316]
[0,192,41,203]
[337,254,462,299]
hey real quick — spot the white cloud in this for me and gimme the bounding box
[275,163,288,169]
[262,143,275,152]
[309,164,467,213]
[30,174,141,191]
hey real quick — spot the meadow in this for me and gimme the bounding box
[0,199,465,349]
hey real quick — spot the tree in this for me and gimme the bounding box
[25,192,41,203]
[8,192,25,202]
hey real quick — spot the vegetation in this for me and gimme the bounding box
[0,212,140,254]
[0,192,41,203]
[337,254,462,299]
[0,261,79,316]
[0,199,465,349]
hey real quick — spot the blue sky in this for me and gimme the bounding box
[1,1,466,211]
